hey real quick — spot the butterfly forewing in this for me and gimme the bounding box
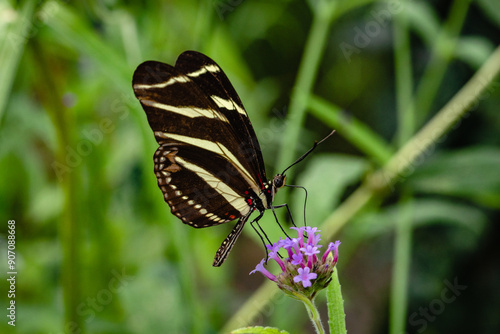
[175,52,267,186]
[134,57,262,192]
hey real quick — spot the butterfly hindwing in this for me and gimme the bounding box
[153,142,252,228]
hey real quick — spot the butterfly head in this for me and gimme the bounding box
[261,174,286,209]
[272,174,286,190]
[271,173,287,200]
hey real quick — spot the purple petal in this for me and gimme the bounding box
[291,238,301,254]
[291,226,305,247]
[266,241,280,253]
[291,253,304,266]
[322,240,341,263]
[333,240,341,263]
[269,251,286,272]
[281,238,295,258]
[300,244,320,256]
[293,267,318,288]
[250,259,277,282]
[305,227,320,245]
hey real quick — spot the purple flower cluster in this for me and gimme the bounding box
[250,226,340,299]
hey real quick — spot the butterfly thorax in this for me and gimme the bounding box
[255,174,286,211]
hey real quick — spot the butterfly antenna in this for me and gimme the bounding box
[280,130,336,175]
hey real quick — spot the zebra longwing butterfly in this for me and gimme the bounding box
[132,51,332,266]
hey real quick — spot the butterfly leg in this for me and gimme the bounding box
[248,213,272,262]
[271,203,295,238]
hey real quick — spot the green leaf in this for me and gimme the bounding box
[231,326,290,334]
[409,146,500,208]
[327,267,347,334]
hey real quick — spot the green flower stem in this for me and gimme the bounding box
[293,293,325,334]
[327,267,347,334]
[223,45,500,331]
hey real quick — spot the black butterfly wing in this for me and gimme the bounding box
[175,51,267,187]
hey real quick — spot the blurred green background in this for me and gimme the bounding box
[1,0,500,333]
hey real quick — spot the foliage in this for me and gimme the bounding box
[1,0,499,333]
